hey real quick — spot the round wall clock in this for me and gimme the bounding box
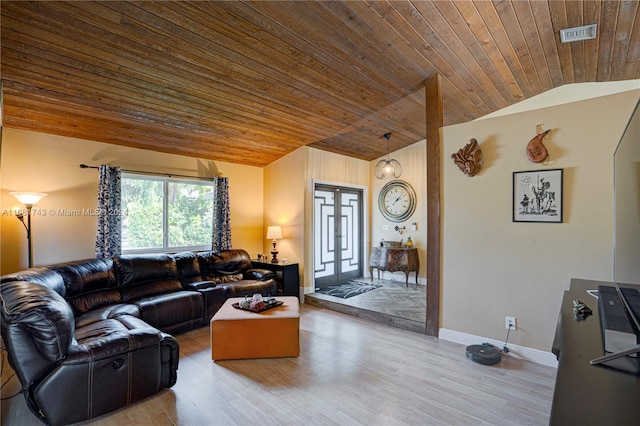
[378,180,417,222]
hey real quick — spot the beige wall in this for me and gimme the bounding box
[441,89,640,351]
[1,128,264,273]
[370,140,427,284]
[263,147,306,287]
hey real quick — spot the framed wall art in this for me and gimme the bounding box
[513,168,563,223]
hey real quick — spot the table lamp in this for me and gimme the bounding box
[266,225,283,263]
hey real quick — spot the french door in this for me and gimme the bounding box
[313,184,363,289]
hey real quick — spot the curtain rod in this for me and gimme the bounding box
[79,164,216,181]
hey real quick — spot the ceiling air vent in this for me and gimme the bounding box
[560,24,597,43]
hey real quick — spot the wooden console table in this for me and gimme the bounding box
[369,247,419,287]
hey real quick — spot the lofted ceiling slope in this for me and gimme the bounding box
[1,1,639,167]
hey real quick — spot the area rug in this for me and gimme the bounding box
[314,280,382,299]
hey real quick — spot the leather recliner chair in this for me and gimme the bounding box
[0,279,179,426]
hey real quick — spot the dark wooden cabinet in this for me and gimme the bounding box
[251,261,300,298]
[551,278,640,425]
[369,247,419,287]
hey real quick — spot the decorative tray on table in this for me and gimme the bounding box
[232,298,283,313]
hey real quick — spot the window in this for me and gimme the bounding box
[121,174,214,253]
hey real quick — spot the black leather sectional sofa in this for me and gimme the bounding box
[0,249,276,426]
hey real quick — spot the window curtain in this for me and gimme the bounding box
[95,165,122,258]
[212,177,231,251]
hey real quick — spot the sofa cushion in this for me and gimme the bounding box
[197,249,252,281]
[74,304,141,329]
[0,267,66,297]
[68,315,162,362]
[50,259,119,315]
[174,251,203,285]
[113,254,182,302]
[120,279,184,303]
[134,291,204,331]
[66,289,122,316]
[114,253,179,287]
[196,251,222,278]
[209,273,244,284]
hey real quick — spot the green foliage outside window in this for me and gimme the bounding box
[168,182,213,247]
[121,176,213,251]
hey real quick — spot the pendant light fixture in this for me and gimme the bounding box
[374,133,402,179]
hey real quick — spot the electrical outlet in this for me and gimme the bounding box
[505,316,517,330]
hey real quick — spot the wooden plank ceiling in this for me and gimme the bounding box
[2,1,639,167]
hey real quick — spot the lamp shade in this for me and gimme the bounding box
[374,133,402,179]
[266,226,283,240]
[10,192,47,206]
[374,159,402,179]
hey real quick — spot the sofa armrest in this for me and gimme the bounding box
[184,280,219,291]
[1,281,74,362]
[245,269,275,280]
[159,332,179,388]
[0,280,75,396]
[185,284,226,321]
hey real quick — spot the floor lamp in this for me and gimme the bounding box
[10,192,48,268]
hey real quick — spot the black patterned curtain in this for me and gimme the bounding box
[212,177,231,251]
[95,165,122,258]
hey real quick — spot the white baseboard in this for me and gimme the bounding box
[439,328,558,368]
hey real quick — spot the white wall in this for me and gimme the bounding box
[1,128,264,273]
[370,140,427,284]
[441,89,640,351]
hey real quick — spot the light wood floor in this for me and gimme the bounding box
[1,304,556,425]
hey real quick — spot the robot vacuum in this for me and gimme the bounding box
[465,343,502,365]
